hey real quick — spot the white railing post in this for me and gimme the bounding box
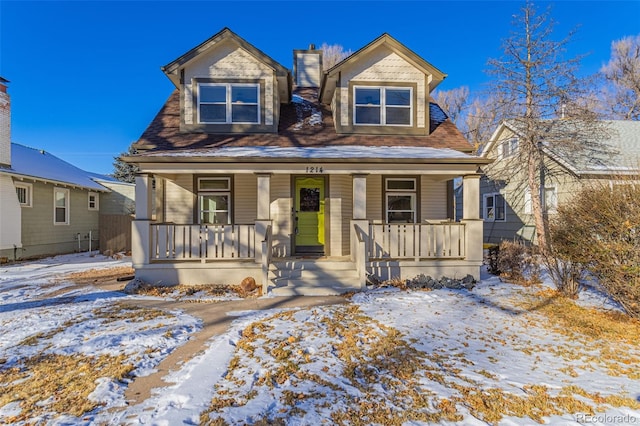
[261,224,273,295]
[351,220,369,288]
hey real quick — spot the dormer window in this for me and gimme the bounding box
[198,83,260,124]
[354,86,412,126]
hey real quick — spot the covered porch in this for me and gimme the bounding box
[130,157,485,295]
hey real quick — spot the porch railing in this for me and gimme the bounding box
[369,223,466,260]
[150,224,256,261]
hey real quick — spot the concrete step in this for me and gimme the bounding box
[270,283,361,296]
[269,268,360,281]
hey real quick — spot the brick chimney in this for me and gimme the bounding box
[0,77,10,167]
[293,44,322,88]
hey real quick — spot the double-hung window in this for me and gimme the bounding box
[354,86,412,126]
[483,193,506,221]
[15,183,32,207]
[385,178,417,223]
[198,177,231,225]
[524,187,557,214]
[88,192,99,210]
[500,138,518,158]
[198,83,259,124]
[54,188,70,225]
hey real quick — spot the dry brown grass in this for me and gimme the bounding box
[131,282,260,300]
[0,353,133,422]
[61,266,134,284]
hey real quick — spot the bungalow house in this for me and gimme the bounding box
[124,28,490,295]
[0,78,135,260]
[479,119,640,245]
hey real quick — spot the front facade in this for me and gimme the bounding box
[126,29,489,294]
[480,120,640,245]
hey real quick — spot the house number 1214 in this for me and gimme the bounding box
[305,166,324,173]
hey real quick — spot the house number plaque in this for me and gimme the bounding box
[305,166,324,173]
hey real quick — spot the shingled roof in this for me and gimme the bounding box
[132,88,474,156]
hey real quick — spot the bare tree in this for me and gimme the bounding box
[600,35,640,120]
[434,86,469,124]
[484,1,607,259]
[320,43,352,69]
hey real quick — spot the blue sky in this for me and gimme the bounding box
[1,1,639,175]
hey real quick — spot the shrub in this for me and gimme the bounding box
[550,181,640,318]
[496,240,540,285]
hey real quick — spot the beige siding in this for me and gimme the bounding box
[234,174,257,224]
[328,175,352,256]
[164,175,194,223]
[366,175,383,222]
[339,47,426,128]
[421,178,448,220]
[183,40,274,125]
[270,174,291,257]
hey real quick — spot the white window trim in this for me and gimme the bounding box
[15,182,32,207]
[197,83,260,124]
[54,187,70,225]
[88,192,99,211]
[197,177,232,225]
[483,192,506,222]
[385,178,417,223]
[353,86,413,127]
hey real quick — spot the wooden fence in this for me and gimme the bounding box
[99,214,133,254]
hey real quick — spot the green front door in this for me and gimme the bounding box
[294,177,325,253]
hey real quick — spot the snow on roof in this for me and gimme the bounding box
[2,143,111,191]
[143,145,476,160]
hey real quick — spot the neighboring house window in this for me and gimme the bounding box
[198,83,260,124]
[483,193,506,221]
[15,183,32,207]
[198,177,231,224]
[524,187,557,214]
[385,178,416,223]
[354,86,412,126]
[500,138,518,158]
[88,192,99,210]
[54,188,70,225]
[543,186,557,213]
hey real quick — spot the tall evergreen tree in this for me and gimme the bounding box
[112,145,139,183]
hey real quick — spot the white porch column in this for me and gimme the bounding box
[352,174,367,220]
[132,174,152,268]
[256,173,271,220]
[255,173,272,264]
[462,174,481,220]
[461,174,483,276]
[135,174,153,220]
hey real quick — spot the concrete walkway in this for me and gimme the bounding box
[119,294,347,404]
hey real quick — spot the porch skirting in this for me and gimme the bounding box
[132,260,261,287]
[367,259,483,282]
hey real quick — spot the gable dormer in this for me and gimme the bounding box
[162,28,291,134]
[319,34,446,136]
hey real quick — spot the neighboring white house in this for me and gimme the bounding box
[124,28,490,295]
[479,119,640,245]
[0,78,135,261]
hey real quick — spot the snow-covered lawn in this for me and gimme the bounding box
[0,253,639,425]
